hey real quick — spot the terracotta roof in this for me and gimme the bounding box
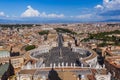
[19,69,36,75]
[106,56,120,68]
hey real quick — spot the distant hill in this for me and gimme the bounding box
[0,19,20,24]
[0,18,120,24]
[102,19,120,22]
[0,19,82,24]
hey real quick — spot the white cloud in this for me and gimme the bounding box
[21,5,65,18]
[69,0,120,21]
[47,13,64,18]
[39,12,64,18]
[21,5,40,17]
[93,0,120,21]
[76,13,103,21]
[76,14,92,19]
[70,16,74,18]
[0,12,9,18]
[95,0,120,10]
[104,0,120,10]
[103,0,109,3]
[0,12,5,16]
[95,5,104,10]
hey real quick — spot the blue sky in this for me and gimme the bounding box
[0,0,120,22]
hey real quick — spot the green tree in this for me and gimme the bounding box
[25,45,36,51]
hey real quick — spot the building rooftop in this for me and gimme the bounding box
[19,68,94,80]
[19,69,36,75]
[19,67,108,80]
[0,63,9,77]
[106,56,120,68]
[0,50,10,58]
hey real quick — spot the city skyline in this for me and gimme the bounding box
[0,0,120,23]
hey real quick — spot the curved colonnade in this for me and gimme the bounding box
[29,46,98,69]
